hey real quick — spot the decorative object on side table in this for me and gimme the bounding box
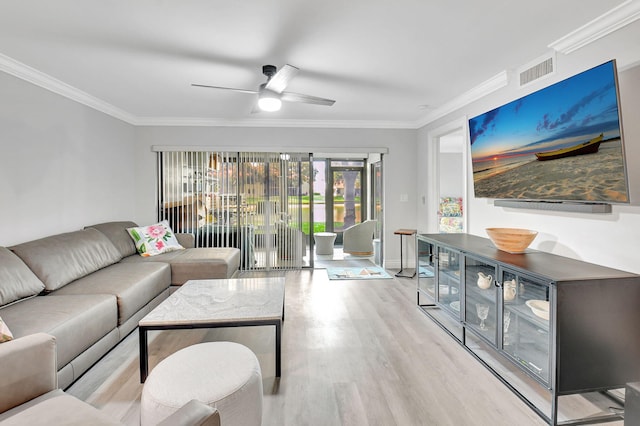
[485,227,538,253]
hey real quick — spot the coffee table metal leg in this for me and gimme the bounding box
[139,327,148,383]
[275,320,281,377]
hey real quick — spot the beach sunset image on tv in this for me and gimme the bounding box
[469,60,629,203]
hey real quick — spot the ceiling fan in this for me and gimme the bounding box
[192,64,335,112]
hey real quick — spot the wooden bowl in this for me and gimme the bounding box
[485,228,537,253]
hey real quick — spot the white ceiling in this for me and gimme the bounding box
[1,1,639,128]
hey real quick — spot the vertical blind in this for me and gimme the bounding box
[157,151,310,270]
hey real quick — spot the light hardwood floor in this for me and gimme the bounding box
[66,270,622,425]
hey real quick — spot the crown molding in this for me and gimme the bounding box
[548,0,640,54]
[414,70,508,129]
[0,53,137,124]
[3,0,635,133]
[0,50,503,131]
[132,116,414,129]
[152,145,389,154]
[0,53,416,129]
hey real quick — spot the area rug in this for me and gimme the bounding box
[326,266,392,280]
[419,267,434,278]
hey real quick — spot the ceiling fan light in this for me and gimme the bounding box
[258,95,282,112]
[258,87,282,112]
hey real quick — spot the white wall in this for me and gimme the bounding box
[3,47,637,275]
[439,153,463,197]
[134,126,417,267]
[417,58,640,274]
[0,70,417,266]
[0,72,137,246]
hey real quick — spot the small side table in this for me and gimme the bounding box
[394,229,416,278]
[314,232,337,255]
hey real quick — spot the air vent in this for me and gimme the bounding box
[519,55,555,87]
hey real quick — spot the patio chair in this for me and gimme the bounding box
[343,220,377,256]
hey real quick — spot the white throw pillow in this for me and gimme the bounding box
[126,220,184,257]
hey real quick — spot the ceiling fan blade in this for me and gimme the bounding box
[281,91,335,106]
[191,83,258,95]
[265,64,299,93]
[250,103,263,114]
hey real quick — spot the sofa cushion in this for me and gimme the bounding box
[86,221,139,258]
[10,228,122,292]
[0,294,117,369]
[0,333,57,417]
[0,389,121,425]
[51,262,171,325]
[121,247,240,285]
[0,247,45,306]
[175,232,195,249]
[127,220,184,257]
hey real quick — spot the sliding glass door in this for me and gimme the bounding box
[311,159,366,246]
[330,161,365,244]
[157,151,382,268]
[157,151,311,270]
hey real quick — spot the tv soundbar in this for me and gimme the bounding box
[494,199,612,213]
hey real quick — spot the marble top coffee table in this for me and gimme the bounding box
[139,277,285,382]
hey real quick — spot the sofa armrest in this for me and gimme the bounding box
[176,233,195,248]
[157,400,220,426]
[0,333,57,414]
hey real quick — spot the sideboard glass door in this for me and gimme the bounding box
[501,270,551,386]
[436,246,461,318]
[417,237,436,304]
[464,255,498,346]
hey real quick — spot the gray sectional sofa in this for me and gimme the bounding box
[0,221,240,389]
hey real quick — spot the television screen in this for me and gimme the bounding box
[469,60,629,203]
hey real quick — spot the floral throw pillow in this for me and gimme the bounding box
[0,316,13,343]
[126,220,184,257]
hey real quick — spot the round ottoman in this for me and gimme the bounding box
[314,232,337,255]
[141,342,263,426]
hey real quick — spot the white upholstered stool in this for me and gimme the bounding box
[314,232,337,255]
[141,341,263,426]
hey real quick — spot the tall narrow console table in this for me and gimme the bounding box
[394,228,416,278]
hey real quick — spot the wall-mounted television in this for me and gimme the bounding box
[469,60,629,205]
